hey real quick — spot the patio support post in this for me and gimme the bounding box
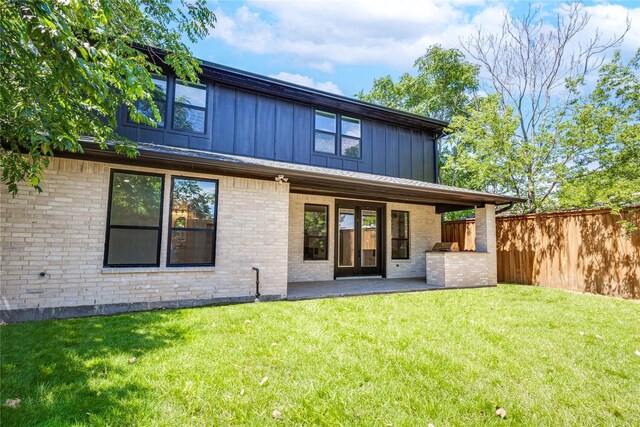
[475,204,497,285]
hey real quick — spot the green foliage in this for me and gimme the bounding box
[453,4,628,214]
[343,144,360,158]
[358,30,635,222]
[304,208,327,236]
[356,45,479,121]
[0,0,216,194]
[557,50,640,225]
[443,96,521,197]
[2,286,640,425]
[443,208,474,222]
[172,95,194,132]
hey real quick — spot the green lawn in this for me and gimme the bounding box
[1,285,639,426]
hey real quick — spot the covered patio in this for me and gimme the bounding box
[287,277,443,300]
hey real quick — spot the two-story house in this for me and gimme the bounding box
[0,58,521,322]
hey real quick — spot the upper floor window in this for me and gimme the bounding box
[314,111,337,154]
[105,171,164,267]
[314,110,361,158]
[168,177,218,266]
[173,81,207,133]
[341,116,361,158]
[130,76,167,127]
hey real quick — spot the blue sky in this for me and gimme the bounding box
[190,1,640,98]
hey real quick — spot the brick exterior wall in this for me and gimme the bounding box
[287,194,336,283]
[1,156,496,319]
[0,158,290,313]
[425,204,497,287]
[475,204,497,284]
[287,195,441,282]
[386,203,441,279]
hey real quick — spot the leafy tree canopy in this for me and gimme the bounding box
[356,45,479,121]
[444,95,521,197]
[360,4,635,222]
[0,0,216,194]
[557,50,640,233]
[456,4,628,214]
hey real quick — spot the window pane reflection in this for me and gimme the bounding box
[338,208,355,267]
[109,172,162,227]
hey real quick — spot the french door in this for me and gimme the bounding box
[335,200,385,277]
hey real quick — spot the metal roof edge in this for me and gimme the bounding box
[198,59,449,131]
[136,45,447,133]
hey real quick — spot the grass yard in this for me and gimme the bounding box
[1,285,639,426]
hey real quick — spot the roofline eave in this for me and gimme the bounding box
[74,140,525,207]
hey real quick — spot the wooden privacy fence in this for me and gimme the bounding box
[441,218,477,251]
[442,208,640,299]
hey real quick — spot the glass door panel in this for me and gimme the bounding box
[338,208,355,268]
[361,210,377,267]
[335,201,384,277]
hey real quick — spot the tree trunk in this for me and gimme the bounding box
[527,179,537,213]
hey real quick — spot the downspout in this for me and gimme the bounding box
[434,131,445,226]
[495,202,514,215]
[252,267,260,302]
[433,132,442,183]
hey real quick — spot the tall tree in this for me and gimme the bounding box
[356,45,479,121]
[557,50,640,233]
[444,95,521,197]
[460,3,629,212]
[0,0,216,194]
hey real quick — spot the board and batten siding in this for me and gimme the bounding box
[116,83,437,182]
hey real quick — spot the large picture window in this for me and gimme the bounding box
[304,204,328,260]
[173,81,207,133]
[168,177,218,266]
[105,171,164,267]
[391,210,410,259]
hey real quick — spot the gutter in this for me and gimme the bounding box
[74,140,525,206]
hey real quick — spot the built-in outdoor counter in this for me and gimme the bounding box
[425,204,498,288]
[425,251,494,287]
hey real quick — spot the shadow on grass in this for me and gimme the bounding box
[1,310,188,425]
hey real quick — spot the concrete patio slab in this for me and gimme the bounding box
[287,277,442,300]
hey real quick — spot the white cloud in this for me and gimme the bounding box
[209,1,639,73]
[210,0,490,71]
[582,4,640,56]
[269,72,343,95]
[307,61,335,73]
[546,3,640,92]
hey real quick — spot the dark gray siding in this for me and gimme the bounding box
[117,82,437,182]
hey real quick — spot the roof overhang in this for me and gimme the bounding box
[71,141,524,213]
